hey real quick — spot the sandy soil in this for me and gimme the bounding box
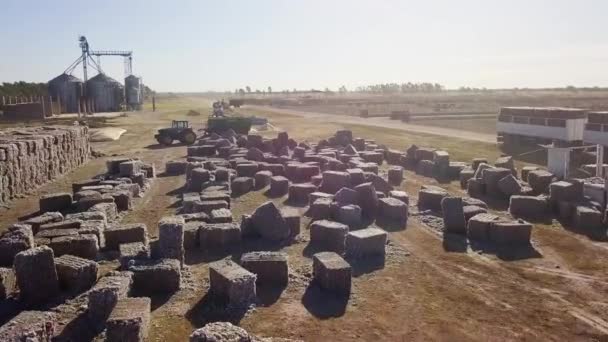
[2,96,608,341]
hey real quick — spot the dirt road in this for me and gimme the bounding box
[247,105,498,144]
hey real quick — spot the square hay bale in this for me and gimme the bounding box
[214,168,231,182]
[378,197,408,224]
[489,220,532,246]
[549,181,583,202]
[250,201,290,241]
[281,208,301,238]
[467,178,485,198]
[192,200,229,214]
[158,216,185,266]
[389,190,409,205]
[0,311,57,342]
[388,166,404,185]
[313,252,351,295]
[467,213,501,241]
[88,271,133,323]
[72,178,101,193]
[165,160,188,175]
[210,208,233,223]
[418,187,448,211]
[183,222,202,249]
[369,174,393,194]
[49,234,99,259]
[39,192,73,213]
[463,205,488,221]
[231,177,254,195]
[0,224,34,266]
[200,191,231,206]
[508,195,549,219]
[240,251,288,286]
[270,176,289,196]
[354,182,379,218]
[310,220,349,254]
[288,183,318,204]
[39,219,81,232]
[22,212,63,233]
[105,223,148,250]
[254,170,273,189]
[441,197,466,234]
[0,267,16,299]
[199,223,241,253]
[336,204,362,227]
[111,190,133,212]
[55,254,98,293]
[79,220,106,248]
[76,194,115,212]
[36,228,79,239]
[119,242,150,269]
[416,160,435,177]
[236,163,259,177]
[320,171,351,194]
[209,259,256,308]
[309,192,334,206]
[497,174,522,197]
[89,202,118,221]
[309,197,332,221]
[128,259,181,294]
[189,168,211,192]
[574,206,603,232]
[333,187,356,206]
[528,170,554,194]
[14,246,59,304]
[521,166,539,182]
[106,297,151,342]
[345,227,387,258]
[459,168,475,189]
[65,211,107,223]
[118,160,141,177]
[294,164,320,182]
[482,167,512,197]
[346,168,365,186]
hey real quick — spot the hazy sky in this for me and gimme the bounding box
[1,0,607,92]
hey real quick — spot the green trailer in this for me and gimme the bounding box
[205,116,252,135]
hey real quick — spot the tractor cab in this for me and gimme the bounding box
[172,120,190,129]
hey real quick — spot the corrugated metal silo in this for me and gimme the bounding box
[86,73,124,112]
[125,75,143,110]
[48,73,83,113]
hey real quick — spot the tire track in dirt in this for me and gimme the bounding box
[400,216,608,337]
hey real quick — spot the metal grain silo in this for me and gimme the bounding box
[125,75,143,110]
[86,73,124,112]
[48,73,83,113]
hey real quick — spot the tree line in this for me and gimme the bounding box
[0,82,48,97]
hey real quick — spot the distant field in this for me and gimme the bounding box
[413,117,497,135]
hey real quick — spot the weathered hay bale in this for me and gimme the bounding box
[0,125,90,205]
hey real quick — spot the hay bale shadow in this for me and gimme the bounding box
[301,282,348,319]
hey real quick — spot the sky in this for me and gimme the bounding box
[1,0,607,92]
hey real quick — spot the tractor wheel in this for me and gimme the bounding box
[157,134,173,146]
[179,131,197,145]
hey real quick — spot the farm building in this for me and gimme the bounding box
[497,107,587,146]
[583,111,608,146]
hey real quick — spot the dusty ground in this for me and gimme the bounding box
[2,95,608,341]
